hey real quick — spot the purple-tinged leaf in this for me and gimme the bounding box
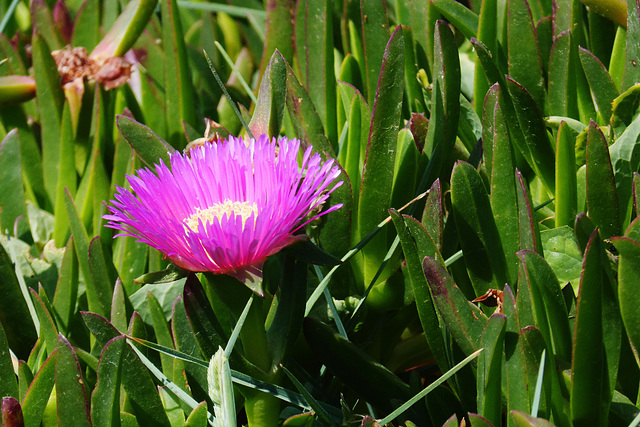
[21,351,56,427]
[579,46,619,124]
[451,161,509,294]
[356,26,404,286]
[55,335,91,427]
[507,0,545,109]
[571,231,609,426]
[91,336,126,427]
[423,257,487,355]
[477,314,506,427]
[506,77,556,194]
[548,31,578,119]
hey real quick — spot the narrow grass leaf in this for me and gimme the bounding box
[378,349,483,425]
[281,366,332,424]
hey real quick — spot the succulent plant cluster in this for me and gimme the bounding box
[1,0,640,426]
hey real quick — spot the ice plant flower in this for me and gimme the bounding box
[104,135,343,287]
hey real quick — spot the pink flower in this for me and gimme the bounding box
[104,135,342,286]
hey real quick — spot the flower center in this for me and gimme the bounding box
[185,200,259,232]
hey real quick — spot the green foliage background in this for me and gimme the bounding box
[1,0,640,425]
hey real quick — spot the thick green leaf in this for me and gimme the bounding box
[400,26,427,114]
[30,290,58,357]
[337,83,369,209]
[423,20,461,182]
[434,0,479,39]
[477,314,506,427]
[611,84,640,139]
[585,121,621,239]
[609,114,640,226]
[55,334,91,427]
[571,231,608,426]
[259,0,294,78]
[503,285,531,419]
[294,0,337,145]
[32,34,64,205]
[515,171,542,254]
[185,401,208,427]
[89,236,117,316]
[506,77,556,194]
[90,0,158,61]
[355,26,404,287]
[266,256,307,367]
[248,51,286,139]
[21,351,56,427]
[421,179,444,250]
[91,336,126,427]
[65,190,107,317]
[360,0,390,105]
[0,243,37,359]
[517,251,572,362]
[71,0,100,51]
[555,122,578,228]
[623,0,640,91]
[392,130,419,211]
[116,115,175,168]
[53,103,77,247]
[285,61,335,158]
[489,94,519,284]
[52,237,78,335]
[614,229,640,367]
[391,211,448,371]
[507,0,545,109]
[451,161,508,294]
[0,104,47,210]
[423,257,488,355]
[182,273,228,360]
[0,129,28,238]
[548,31,578,119]
[111,278,128,333]
[31,0,63,51]
[161,0,196,148]
[540,227,582,293]
[172,296,209,404]
[146,291,175,378]
[14,367,33,407]
[129,278,185,323]
[121,340,172,427]
[579,46,619,124]
[0,322,18,399]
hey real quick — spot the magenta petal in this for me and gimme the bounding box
[104,135,342,278]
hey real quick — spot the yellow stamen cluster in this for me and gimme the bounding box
[185,200,259,233]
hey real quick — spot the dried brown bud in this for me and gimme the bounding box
[94,56,131,90]
[52,46,98,85]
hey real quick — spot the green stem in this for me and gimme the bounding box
[240,296,280,426]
